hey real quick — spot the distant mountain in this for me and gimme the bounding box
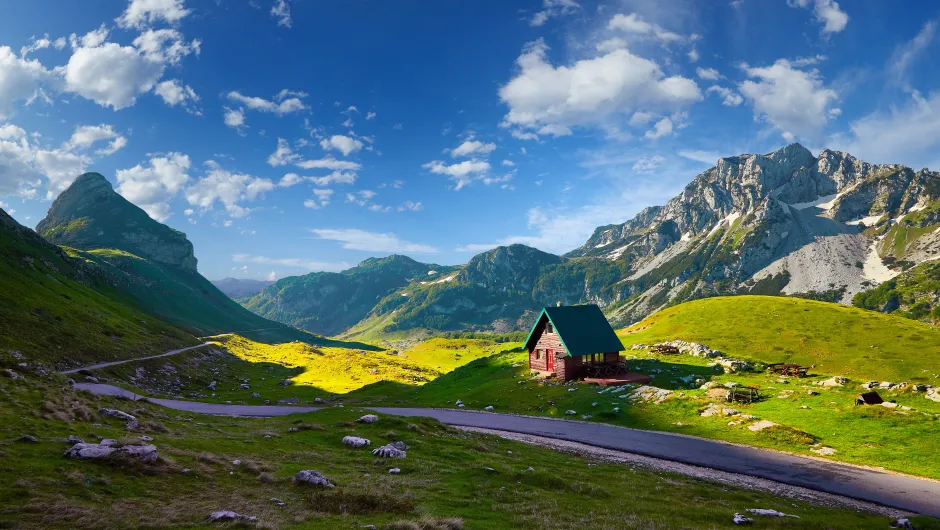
[240,255,458,336]
[36,173,351,347]
[212,278,274,299]
[0,205,196,368]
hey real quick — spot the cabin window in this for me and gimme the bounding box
[546,323,553,334]
[535,350,541,360]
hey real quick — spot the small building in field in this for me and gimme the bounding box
[524,303,626,381]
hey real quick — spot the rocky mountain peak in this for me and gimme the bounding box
[36,172,198,272]
[460,244,563,291]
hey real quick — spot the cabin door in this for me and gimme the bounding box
[546,349,555,371]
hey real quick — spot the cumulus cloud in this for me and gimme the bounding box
[319,134,363,156]
[696,67,721,80]
[705,85,744,106]
[397,200,422,212]
[62,42,165,109]
[607,13,683,43]
[310,228,438,253]
[499,39,700,138]
[738,58,838,141]
[632,155,664,172]
[530,0,581,27]
[226,90,307,115]
[116,152,191,221]
[833,91,940,167]
[303,188,334,209]
[787,0,848,34]
[224,106,246,133]
[116,0,192,29]
[0,46,51,119]
[185,160,274,217]
[155,79,200,113]
[644,117,674,139]
[450,138,497,158]
[295,157,360,171]
[422,159,491,190]
[65,124,128,155]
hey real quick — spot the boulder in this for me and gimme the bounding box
[119,444,159,463]
[716,358,751,373]
[926,388,940,403]
[390,441,409,451]
[701,404,739,417]
[239,384,250,390]
[294,469,335,487]
[84,376,99,383]
[811,446,837,456]
[251,393,261,399]
[815,376,848,387]
[16,435,38,443]
[389,468,401,474]
[98,408,136,422]
[706,388,731,400]
[356,414,379,424]
[484,406,494,411]
[278,379,292,386]
[565,410,577,415]
[207,381,217,391]
[890,518,914,529]
[1,369,19,380]
[629,386,673,404]
[746,509,798,518]
[208,511,257,523]
[63,435,84,445]
[733,513,753,525]
[64,442,158,463]
[372,444,406,458]
[278,397,300,405]
[859,381,878,389]
[879,381,896,390]
[342,436,371,448]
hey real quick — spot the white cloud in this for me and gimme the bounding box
[644,117,673,139]
[62,42,165,110]
[268,138,297,166]
[889,21,935,91]
[224,107,246,132]
[227,90,307,115]
[20,34,66,57]
[307,170,357,186]
[502,159,516,167]
[117,0,192,29]
[278,172,303,187]
[295,157,361,171]
[788,0,848,34]
[834,91,940,167]
[499,39,700,138]
[0,46,51,119]
[265,270,277,281]
[65,124,128,155]
[223,220,233,227]
[185,161,274,217]
[422,159,491,190]
[232,253,349,272]
[632,155,664,172]
[184,208,194,215]
[116,152,191,221]
[366,111,376,120]
[397,200,422,212]
[530,0,580,27]
[303,188,334,209]
[319,134,363,156]
[271,0,292,28]
[696,67,721,81]
[155,79,200,112]
[132,29,200,65]
[607,13,683,43]
[678,149,724,165]
[34,149,89,196]
[738,59,838,141]
[0,122,99,196]
[310,228,438,253]
[706,85,743,106]
[687,48,700,62]
[450,138,497,158]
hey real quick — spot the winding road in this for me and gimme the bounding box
[60,343,215,374]
[71,380,940,517]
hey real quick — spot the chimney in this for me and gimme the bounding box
[556,300,563,307]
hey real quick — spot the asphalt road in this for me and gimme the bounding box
[72,382,940,517]
[60,343,215,374]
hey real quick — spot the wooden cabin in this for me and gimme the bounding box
[524,303,626,382]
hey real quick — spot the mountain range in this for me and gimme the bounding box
[238,143,940,337]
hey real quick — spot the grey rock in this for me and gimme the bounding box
[356,414,379,424]
[278,397,300,404]
[63,435,84,445]
[342,436,371,448]
[207,381,217,391]
[294,469,335,488]
[372,444,406,458]
[208,511,257,523]
[389,468,400,474]
[16,435,38,443]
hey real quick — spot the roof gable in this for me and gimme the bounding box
[524,304,625,356]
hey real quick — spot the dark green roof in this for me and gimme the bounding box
[524,304,625,357]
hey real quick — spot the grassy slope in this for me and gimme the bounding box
[622,295,940,383]
[854,260,940,323]
[0,214,197,367]
[93,336,517,402]
[68,248,373,350]
[336,296,940,479]
[0,375,914,529]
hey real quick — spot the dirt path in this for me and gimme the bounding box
[60,343,215,374]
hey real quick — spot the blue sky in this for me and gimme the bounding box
[1,0,940,281]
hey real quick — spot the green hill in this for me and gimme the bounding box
[0,207,197,368]
[853,261,940,324]
[36,173,370,349]
[622,295,940,383]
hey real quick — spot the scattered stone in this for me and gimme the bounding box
[65,442,158,463]
[926,388,940,403]
[716,358,752,373]
[700,404,739,417]
[484,406,494,411]
[815,376,848,387]
[390,441,410,451]
[629,386,673,404]
[207,381,217,391]
[890,518,914,529]
[806,390,818,396]
[342,436,371,448]
[776,390,793,398]
[239,384,250,390]
[372,444,406,458]
[484,467,495,472]
[455,399,463,406]
[119,444,159,463]
[389,468,401,474]
[565,410,577,415]
[746,509,798,518]
[314,397,324,404]
[294,469,335,487]
[860,381,878,389]
[591,402,598,407]
[747,420,777,432]
[810,445,837,456]
[278,397,300,405]
[732,513,753,525]
[1,369,19,380]
[16,435,38,443]
[278,379,292,386]
[879,381,896,390]
[357,414,379,424]
[63,435,84,445]
[912,384,930,393]
[700,381,719,390]
[524,467,535,472]
[251,393,261,399]
[881,402,899,409]
[232,459,241,465]
[208,511,257,523]
[270,498,286,507]
[84,376,99,383]
[567,388,577,392]
[140,436,153,442]
[361,526,376,530]
[98,408,136,422]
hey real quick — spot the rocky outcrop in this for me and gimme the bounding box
[37,173,197,271]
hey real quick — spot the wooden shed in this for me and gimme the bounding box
[524,303,626,382]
